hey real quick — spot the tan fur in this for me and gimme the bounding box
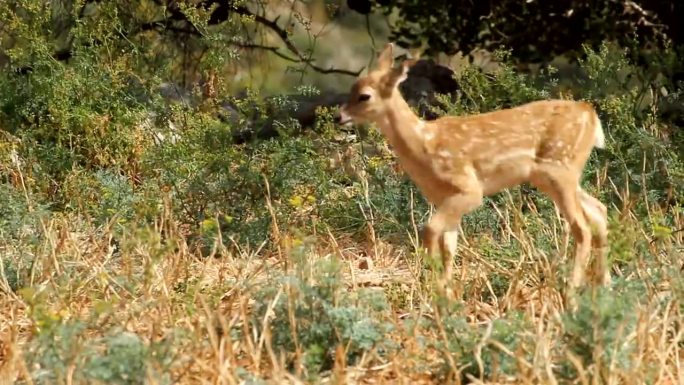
[339,43,610,301]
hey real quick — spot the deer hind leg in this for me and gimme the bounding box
[578,188,608,248]
[530,168,592,303]
[578,188,611,286]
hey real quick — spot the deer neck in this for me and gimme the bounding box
[376,95,426,162]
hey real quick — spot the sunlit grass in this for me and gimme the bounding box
[1,172,683,384]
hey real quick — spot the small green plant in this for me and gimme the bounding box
[423,307,532,382]
[23,290,177,385]
[251,254,396,378]
[560,282,645,382]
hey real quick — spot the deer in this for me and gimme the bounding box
[337,43,610,304]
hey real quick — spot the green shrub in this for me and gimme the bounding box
[251,252,396,378]
[22,289,177,385]
[420,306,532,382]
[560,282,644,382]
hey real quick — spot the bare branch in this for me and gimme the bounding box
[232,5,364,76]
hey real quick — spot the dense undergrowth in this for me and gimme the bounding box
[1,3,684,383]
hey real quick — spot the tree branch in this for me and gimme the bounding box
[143,1,364,76]
[11,0,364,78]
[230,42,361,76]
[231,5,363,76]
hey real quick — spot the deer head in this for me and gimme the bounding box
[339,43,417,126]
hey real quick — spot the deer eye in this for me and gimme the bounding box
[358,94,371,102]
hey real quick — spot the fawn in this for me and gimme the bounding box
[338,43,610,302]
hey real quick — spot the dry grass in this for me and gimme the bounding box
[1,180,683,385]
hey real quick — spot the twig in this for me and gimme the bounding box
[233,5,364,76]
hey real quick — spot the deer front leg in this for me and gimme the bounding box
[421,225,458,280]
[441,230,460,278]
[422,189,483,288]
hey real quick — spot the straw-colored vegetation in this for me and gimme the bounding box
[1,1,683,384]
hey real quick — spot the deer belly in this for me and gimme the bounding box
[476,155,535,196]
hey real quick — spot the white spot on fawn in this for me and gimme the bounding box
[490,149,536,164]
[437,150,452,158]
[415,120,435,141]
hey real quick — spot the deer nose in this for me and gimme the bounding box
[336,104,353,125]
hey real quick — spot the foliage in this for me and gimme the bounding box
[424,308,533,381]
[0,0,360,93]
[350,0,684,64]
[561,283,643,381]
[21,288,177,385]
[251,253,395,377]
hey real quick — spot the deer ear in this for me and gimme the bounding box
[402,58,419,72]
[386,58,417,88]
[376,43,394,72]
